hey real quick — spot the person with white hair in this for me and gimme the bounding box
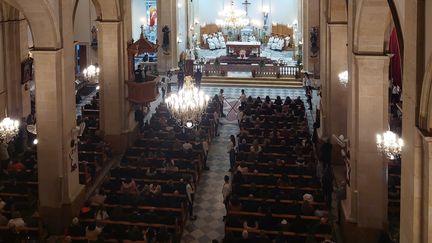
[67,217,85,237]
[7,211,25,229]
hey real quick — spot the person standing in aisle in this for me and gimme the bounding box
[186,177,197,220]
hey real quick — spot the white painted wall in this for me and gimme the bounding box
[196,0,299,31]
[177,0,187,55]
[131,0,147,41]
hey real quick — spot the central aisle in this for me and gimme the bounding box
[181,122,239,243]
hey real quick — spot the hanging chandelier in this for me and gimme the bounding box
[376,131,404,160]
[165,76,210,128]
[217,0,249,28]
[338,70,348,87]
[0,117,20,144]
[83,64,100,83]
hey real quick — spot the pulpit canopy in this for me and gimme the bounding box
[128,34,159,55]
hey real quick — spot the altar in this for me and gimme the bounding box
[226,41,261,57]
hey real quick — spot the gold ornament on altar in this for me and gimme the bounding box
[165,76,210,128]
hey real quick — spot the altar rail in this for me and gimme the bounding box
[126,74,160,104]
[194,63,300,79]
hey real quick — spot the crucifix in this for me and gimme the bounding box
[242,0,251,16]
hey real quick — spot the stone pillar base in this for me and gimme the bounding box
[340,219,382,243]
[39,186,86,234]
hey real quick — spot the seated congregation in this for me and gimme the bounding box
[0,91,112,242]
[223,95,333,242]
[66,97,221,242]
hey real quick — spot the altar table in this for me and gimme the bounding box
[226,41,261,57]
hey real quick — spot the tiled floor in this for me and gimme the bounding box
[180,86,319,242]
[180,121,238,243]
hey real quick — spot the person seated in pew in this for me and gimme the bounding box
[301,200,315,216]
[0,209,8,226]
[274,231,287,243]
[228,195,242,211]
[145,166,158,177]
[7,211,25,229]
[237,162,249,174]
[250,139,262,155]
[7,159,26,174]
[290,214,307,233]
[120,177,138,194]
[95,205,109,220]
[274,96,283,106]
[89,188,107,206]
[238,139,249,152]
[232,171,245,185]
[67,217,85,237]
[85,222,102,241]
[259,210,277,230]
[126,225,144,241]
[149,184,162,196]
[305,233,319,243]
[79,202,95,219]
[156,225,172,243]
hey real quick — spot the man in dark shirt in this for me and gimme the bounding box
[194,68,202,89]
[321,138,333,168]
[134,65,143,82]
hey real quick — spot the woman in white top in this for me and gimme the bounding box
[239,89,247,104]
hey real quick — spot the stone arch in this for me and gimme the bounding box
[72,0,121,28]
[91,0,121,21]
[419,54,432,133]
[1,0,60,49]
[353,0,391,54]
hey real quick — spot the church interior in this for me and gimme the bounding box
[0,0,430,242]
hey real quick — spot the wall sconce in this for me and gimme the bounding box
[177,3,183,8]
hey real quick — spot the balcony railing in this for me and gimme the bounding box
[126,74,160,104]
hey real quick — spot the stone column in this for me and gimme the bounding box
[420,133,432,242]
[157,0,179,73]
[327,24,348,137]
[0,18,25,117]
[97,21,127,152]
[346,54,390,229]
[302,0,320,74]
[399,0,424,241]
[318,0,329,138]
[319,0,348,138]
[33,49,84,233]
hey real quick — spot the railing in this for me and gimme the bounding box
[193,63,300,78]
[126,74,160,104]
